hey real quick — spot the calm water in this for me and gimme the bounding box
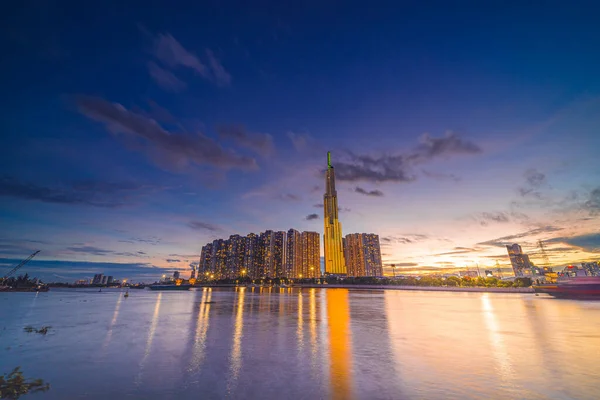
[1,287,599,399]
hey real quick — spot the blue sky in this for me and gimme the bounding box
[1,1,599,282]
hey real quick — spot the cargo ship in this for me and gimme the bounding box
[533,276,600,299]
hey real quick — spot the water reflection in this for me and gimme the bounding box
[189,288,212,372]
[135,292,162,386]
[226,287,246,394]
[102,293,123,350]
[297,290,304,352]
[326,289,353,400]
[481,295,515,384]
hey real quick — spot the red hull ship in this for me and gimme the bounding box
[534,277,600,299]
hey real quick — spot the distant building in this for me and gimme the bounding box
[101,275,108,285]
[286,229,303,278]
[506,244,535,277]
[173,271,180,280]
[107,276,114,284]
[459,270,479,278]
[92,274,103,284]
[199,243,213,278]
[301,231,320,278]
[344,233,383,277]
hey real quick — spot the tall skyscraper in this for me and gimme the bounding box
[344,233,383,277]
[506,243,534,277]
[243,233,259,278]
[199,243,213,277]
[286,229,303,278]
[271,231,286,278]
[323,151,347,275]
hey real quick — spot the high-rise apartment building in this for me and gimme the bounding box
[211,239,228,279]
[226,234,246,279]
[323,151,347,275]
[271,231,286,278]
[344,233,383,277]
[199,243,213,277]
[582,262,600,276]
[286,229,303,278]
[506,244,534,277]
[302,231,320,278]
[92,274,104,284]
[243,233,259,278]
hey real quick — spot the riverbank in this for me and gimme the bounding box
[196,283,535,293]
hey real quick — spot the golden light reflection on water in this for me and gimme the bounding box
[326,289,353,400]
[297,290,304,352]
[135,292,162,387]
[189,288,212,372]
[227,287,246,394]
[102,292,123,350]
[309,288,317,359]
[481,294,515,383]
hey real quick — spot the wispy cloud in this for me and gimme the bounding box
[478,226,563,247]
[354,186,384,197]
[277,193,301,201]
[0,176,148,208]
[76,96,258,171]
[187,221,221,232]
[518,168,546,198]
[147,61,187,92]
[166,258,181,263]
[216,124,274,157]
[548,233,600,253]
[206,49,232,86]
[305,213,319,220]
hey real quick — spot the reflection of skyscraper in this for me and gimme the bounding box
[326,289,352,400]
[344,233,383,277]
[324,152,347,275]
[506,244,534,277]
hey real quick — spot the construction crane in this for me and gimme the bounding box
[538,240,551,267]
[2,250,40,281]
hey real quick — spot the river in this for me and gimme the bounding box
[1,287,599,399]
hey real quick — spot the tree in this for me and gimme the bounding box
[0,367,50,399]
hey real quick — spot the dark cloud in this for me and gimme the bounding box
[277,193,301,201]
[166,259,181,263]
[422,170,461,182]
[354,187,384,197]
[433,247,479,256]
[118,237,161,246]
[548,233,600,253]
[305,213,319,220]
[582,187,600,215]
[0,176,148,208]
[517,169,546,198]
[147,61,187,92]
[216,124,274,157]
[77,96,257,171]
[477,211,510,226]
[313,203,324,208]
[187,221,221,232]
[335,132,480,183]
[66,245,114,255]
[477,226,563,247]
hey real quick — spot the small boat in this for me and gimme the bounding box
[149,284,192,291]
[124,291,129,298]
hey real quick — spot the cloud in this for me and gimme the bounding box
[0,176,147,208]
[187,221,221,232]
[216,124,274,157]
[76,96,258,171]
[548,233,600,253]
[147,61,187,92]
[313,203,323,208]
[66,245,114,255]
[422,170,461,182]
[381,234,429,245]
[206,49,232,86]
[151,33,231,87]
[154,33,209,77]
[354,186,384,197]
[278,193,301,201]
[582,187,600,215]
[335,132,480,183]
[517,168,546,198]
[384,262,419,267]
[433,247,479,256]
[287,132,321,153]
[166,259,181,263]
[476,211,510,226]
[305,213,319,220]
[477,226,563,247]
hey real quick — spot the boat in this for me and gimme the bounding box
[533,276,600,299]
[149,284,192,291]
[124,291,129,298]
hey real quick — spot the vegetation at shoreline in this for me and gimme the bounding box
[0,367,49,399]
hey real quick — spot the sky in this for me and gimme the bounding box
[1,1,599,282]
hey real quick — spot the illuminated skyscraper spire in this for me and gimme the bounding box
[324,151,347,275]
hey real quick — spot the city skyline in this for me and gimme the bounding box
[1,2,599,282]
